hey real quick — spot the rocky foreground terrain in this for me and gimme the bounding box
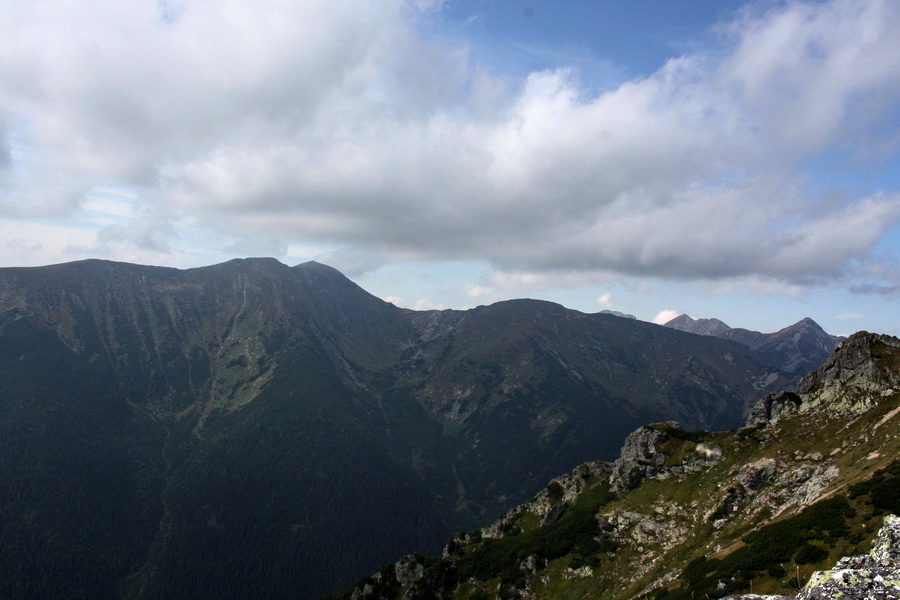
[332,332,900,599]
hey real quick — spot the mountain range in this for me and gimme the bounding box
[0,258,845,599]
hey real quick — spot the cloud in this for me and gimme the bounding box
[97,215,176,253]
[596,293,613,308]
[653,309,683,325]
[0,119,10,171]
[849,282,899,296]
[711,275,807,299]
[0,219,94,266]
[464,268,616,301]
[1,0,899,293]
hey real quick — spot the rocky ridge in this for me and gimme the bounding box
[748,332,900,426]
[609,421,722,492]
[331,332,900,600]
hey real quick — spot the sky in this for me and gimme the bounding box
[1,0,899,337]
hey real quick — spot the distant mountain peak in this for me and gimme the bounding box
[776,316,825,333]
[664,313,844,376]
[294,259,337,271]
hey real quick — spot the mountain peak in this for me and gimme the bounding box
[202,256,289,275]
[780,316,825,333]
[294,259,339,272]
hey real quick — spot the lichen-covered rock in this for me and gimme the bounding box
[869,514,900,566]
[721,595,792,600]
[747,333,899,427]
[540,502,567,525]
[792,333,900,419]
[610,422,723,492]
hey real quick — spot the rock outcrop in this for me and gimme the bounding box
[609,422,722,492]
[609,423,673,492]
[746,391,803,426]
[480,460,611,539]
[795,332,900,398]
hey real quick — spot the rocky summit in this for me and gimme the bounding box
[332,332,900,600]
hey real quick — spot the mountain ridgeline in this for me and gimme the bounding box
[0,258,841,599]
[665,314,845,377]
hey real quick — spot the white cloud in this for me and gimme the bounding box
[1,0,899,295]
[653,309,683,325]
[312,249,389,277]
[465,284,494,299]
[596,293,613,308]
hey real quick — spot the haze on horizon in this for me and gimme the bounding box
[1,0,899,336]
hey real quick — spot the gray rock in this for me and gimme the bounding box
[393,555,425,586]
[721,596,792,600]
[746,391,803,426]
[541,503,568,525]
[610,423,673,492]
[738,458,778,491]
[610,422,724,492]
[795,332,900,396]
